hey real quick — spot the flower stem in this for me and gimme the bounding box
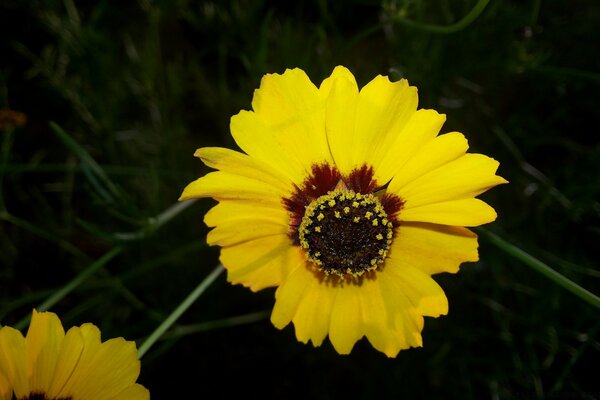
[13,246,124,330]
[137,264,225,359]
[158,310,270,340]
[112,199,198,241]
[50,121,123,202]
[392,0,490,34]
[476,227,600,310]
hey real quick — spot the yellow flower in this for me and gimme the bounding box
[0,310,149,400]
[180,66,507,357]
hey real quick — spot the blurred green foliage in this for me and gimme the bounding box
[0,0,598,398]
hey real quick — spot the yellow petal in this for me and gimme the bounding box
[328,283,364,355]
[194,147,292,194]
[46,327,84,397]
[376,109,446,185]
[272,265,336,347]
[220,235,303,291]
[390,222,478,275]
[204,200,290,246]
[355,76,418,182]
[271,264,315,330]
[55,323,102,397]
[207,219,288,247]
[232,68,332,183]
[386,263,449,317]
[399,198,498,226]
[0,368,10,400]
[390,131,469,190]
[110,384,150,400]
[359,277,404,357]
[179,171,283,206]
[319,65,359,174]
[230,110,308,184]
[66,336,140,400]
[293,280,336,347]
[204,200,289,228]
[394,153,507,208]
[0,326,28,398]
[26,310,65,393]
[362,267,422,357]
[253,68,331,165]
[376,270,425,353]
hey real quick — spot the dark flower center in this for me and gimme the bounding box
[283,163,405,279]
[299,189,393,277]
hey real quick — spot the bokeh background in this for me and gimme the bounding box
[1,0,599,398]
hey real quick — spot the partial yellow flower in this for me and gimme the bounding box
[0,310,149,400]
[180,66,507,357]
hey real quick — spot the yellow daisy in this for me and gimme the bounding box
[180,66,507,357]
[0,310,149,400]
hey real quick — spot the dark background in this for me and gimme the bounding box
[1,1,599,399]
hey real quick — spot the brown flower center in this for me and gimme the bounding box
[299,190,393,277]
[283,163,405,279]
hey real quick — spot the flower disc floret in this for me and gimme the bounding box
[298,189,393,277]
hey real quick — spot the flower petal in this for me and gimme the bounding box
[359,277,406,357]
[272,265,337,347]
[319,65,359,174]
[386,263,449,317]
[355,76,418,182]
[375,109,446,184]
[0,326,28,398]
[378,271,425,347]
[65,331,140,400]
[390,222,479,275]
[47,327,84,397]
[220,235,303,291]
[204,200,289,228]
[207,219,288,247]
[392,153,508,208]
[390,131,469,190]
[194,147,292,194]
[271,265,315,329]
[232,68,332,183]
[328,283,364,355]
[110,384,150,400]
[179,171,283,206]
[367,266,423,357]
[0,368,10,400]
[26,310,65,393]
[230,110,308,184]
[55,323,103,398]
[400,198,498,226]
[293,279,336,347]
[321,69,421,179]
[204,200,289,246]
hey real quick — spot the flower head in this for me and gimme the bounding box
[0,310,149,400]
[180,66,507,356]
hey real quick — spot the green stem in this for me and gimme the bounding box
[137,264,224,359]
[13,246,124,330]
[158,310,270,340]
[0,211,90,261]
[477,228,600,310]
[49,122,122,202]
[393,0,490,34]
[112,199,198,241]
